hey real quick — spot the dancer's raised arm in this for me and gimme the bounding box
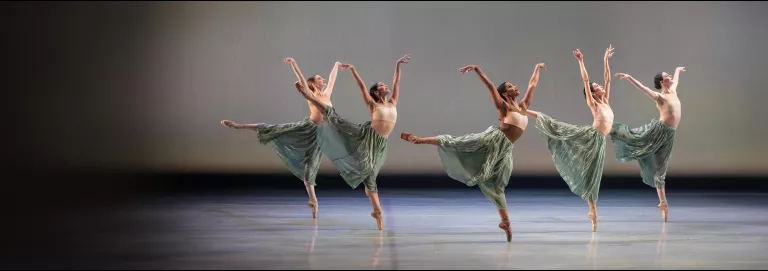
[603,45,614,101]
[339,63,376,113]
[521,63,546,109]
[285,58,326,110]
[574,49,595,109]
[320,62,342,96]
[460,64,507,114]
[614,73,660,100]
[670,66,686,92]
[390,54,410,106]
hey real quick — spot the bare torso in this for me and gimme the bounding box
[371,103,397,138]
[499,110,528,143]
[591,102,614,136]
[656,92,681,129]
[307,93,333,125]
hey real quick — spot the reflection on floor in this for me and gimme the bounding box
[7,189,768,269]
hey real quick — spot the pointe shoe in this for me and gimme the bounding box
[588,212,598,232]
[371,211,383,230]
[307,200,318,218]
[498,221,512,242]
[658,202,668,222]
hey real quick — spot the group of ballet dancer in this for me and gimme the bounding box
[221,44,685,242]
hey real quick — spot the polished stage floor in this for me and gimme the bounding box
[9,189,768,269]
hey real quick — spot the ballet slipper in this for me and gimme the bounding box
[658,201,668,222]
[307,199,318,218]
[498,209,512,242]
[371,211,383,230]
[588,212,598,232]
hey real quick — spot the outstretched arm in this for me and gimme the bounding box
[574,49,595,108]
[521,63,546,108]
[604,45,614,101]
[459,64,506,114]
[320,62,341,97]
[614,73,660,100]
[220,120,260,130]
[671,66,686,92]
[284,58,327,110]
[390,54,410,106]
[340,63,376,113]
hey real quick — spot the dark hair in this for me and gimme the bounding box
[496,82,513,102]
[369,83,381,102]
[306,74,320,92]
[653,72,663,90]
[583,81,596,99]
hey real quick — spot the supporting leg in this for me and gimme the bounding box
[365,189,383,230]
[588,201,598,232]
[497,209,512,242]
[304,168,318,218]
[657,187,668,222]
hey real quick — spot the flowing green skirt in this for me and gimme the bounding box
[535,113,606,202]
[320,106,388,192]
[436,126,514,210]
[610,120,676,188]
[251,118,322,185]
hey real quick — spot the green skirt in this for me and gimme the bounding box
[320,106,388,192]
[535,113,606,202]
[436,126,514,210]
[611,120,676,188]
[251,118,322,185]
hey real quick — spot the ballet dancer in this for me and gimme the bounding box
[400,62,546,242]
[220,61,341,219]
[526,45,615,232]
[612,66,685,222]
[287,55,410,230]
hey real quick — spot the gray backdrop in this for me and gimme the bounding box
[15,1,767,175]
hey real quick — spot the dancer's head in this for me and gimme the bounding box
[654,72,673,90]
[583,82,605,99]
[496,82,520,102]
[306,74,326,92]
[369,82,390,103]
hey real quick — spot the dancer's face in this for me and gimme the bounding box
[591,82,606,97]
[374,82,390,98]
[502,82,520,98]
[660,72,673,88]
[313,75,327,90]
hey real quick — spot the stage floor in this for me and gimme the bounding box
[9,189,768,269]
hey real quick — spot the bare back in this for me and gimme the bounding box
[655,92,681,129]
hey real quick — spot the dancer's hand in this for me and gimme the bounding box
[400,132,419,144]
[536,63,546,71]
[604,44,615,59]
[397,54,411,64]
[676,66,686,72]
[573,49,583,61]
[339,63,353,71]
[283,58,295,64]
[221,120,239,129]
[459,65,478,74]
[614,73,630,79]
